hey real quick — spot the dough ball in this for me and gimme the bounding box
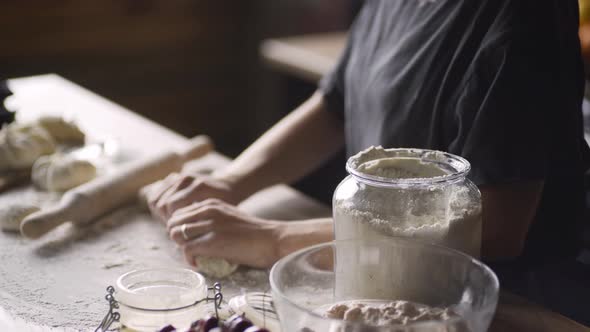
[196,256,239,278]
[0,204,40,232]
[0,123,56,171]
[32,154,97,192]
[36,116,85,145]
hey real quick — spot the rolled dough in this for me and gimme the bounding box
[36,116,85,145]
[0,123,56,171]
[31,154,97,192]
[0,204,40,232]
[196,256,239,279]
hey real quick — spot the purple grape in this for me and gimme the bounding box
[190,319,205,329]
[224,314,245,326]
[158,325,176,332]
[208,328,227,332]
[228,317,253,332]
[203,316,220,331]
[244,327,269,332]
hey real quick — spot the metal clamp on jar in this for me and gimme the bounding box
[95,268,222,332]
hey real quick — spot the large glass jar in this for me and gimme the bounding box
[333,147,482,256]
[333,147,482,300]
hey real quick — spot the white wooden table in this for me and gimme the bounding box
[0,74,331,331]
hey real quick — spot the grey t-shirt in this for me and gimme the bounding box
[320,0,590,263]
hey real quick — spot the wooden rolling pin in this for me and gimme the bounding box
[20,135,214,239]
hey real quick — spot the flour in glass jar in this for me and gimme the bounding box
[335,146,482,255]
[333,146,482,300]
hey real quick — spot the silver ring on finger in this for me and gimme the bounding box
[181,224,189,241]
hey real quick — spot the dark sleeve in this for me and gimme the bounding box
[318,40,351,117]
[451,37,567,186]
[318,4,372,117]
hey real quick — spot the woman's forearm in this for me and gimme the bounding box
[276,218,334,258]
[213,92,345,202]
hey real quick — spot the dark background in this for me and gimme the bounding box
[0,0,355,157]
[2,3,589,320]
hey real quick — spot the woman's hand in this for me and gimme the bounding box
[167,199,283,269]
[145,172,241,223]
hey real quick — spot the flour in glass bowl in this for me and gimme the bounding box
[319,299,469,331]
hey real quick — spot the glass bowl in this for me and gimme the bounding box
[115,268,208,331]
[270,239,498,332]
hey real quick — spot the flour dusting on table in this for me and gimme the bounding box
[0,187,271,330]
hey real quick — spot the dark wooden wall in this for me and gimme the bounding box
[0,1,353,156]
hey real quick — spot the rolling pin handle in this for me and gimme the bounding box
[20,207,66,239]
[20,192,89,239]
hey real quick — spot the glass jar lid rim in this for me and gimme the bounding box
[115,268,206,310]
[346,148,471,186]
